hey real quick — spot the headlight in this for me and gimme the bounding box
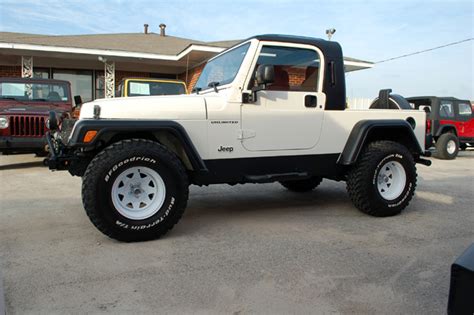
[0,116,8,129]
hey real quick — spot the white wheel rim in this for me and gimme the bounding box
[111,166,166,220]
[376,161,406,201]
[447,140,456,154]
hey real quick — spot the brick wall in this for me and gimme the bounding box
[0,66,21,78]
[178,63,205,92]
[115,71,150,86]
[287,68,306,86]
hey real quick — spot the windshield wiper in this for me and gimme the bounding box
[191,87,202,95]
[208,81,220,93]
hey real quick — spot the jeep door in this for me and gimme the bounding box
[241,42,325,151]
[456,101,474,139]
[438,100,457,134]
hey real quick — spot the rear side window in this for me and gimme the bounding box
[439,101,454,118]
[249,45,321,92]
[458,103,472,116]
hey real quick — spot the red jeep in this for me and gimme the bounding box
[407,96,474,159]
[0,77,74,155]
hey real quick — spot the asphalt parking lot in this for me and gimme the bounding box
[0,152,473,314]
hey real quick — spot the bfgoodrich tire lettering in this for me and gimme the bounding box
[82,139,189,242]
[346,141,417,217]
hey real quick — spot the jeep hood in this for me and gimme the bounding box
[0,103,68,116]
[79,94,207,120]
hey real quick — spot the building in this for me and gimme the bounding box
[0,25,374,103]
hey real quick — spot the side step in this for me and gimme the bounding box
[244,172,309,183]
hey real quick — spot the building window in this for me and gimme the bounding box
[95,71,105,99]
[53,69,93,102]
[33,68,50,79]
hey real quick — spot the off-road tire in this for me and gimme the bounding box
[280,177,323,192]
[346,141,417,217]
[435,133,459,160]
[82,139,189,242]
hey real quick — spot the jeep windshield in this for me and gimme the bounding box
[0,82,70,102]
[194,42,250,92]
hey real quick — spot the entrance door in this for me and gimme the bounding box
[241,44,325,152]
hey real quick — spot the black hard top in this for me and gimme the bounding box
[246,34,343,58]
[0,77,70,85]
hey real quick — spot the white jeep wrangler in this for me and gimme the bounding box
[47,34,431,242]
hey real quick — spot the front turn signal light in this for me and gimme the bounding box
[83,130,98,143]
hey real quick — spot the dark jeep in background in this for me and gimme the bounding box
[0,77,74,155]
[407,96,474,159]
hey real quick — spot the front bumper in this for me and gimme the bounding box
[0,136,46,154]
[45,131,73,170]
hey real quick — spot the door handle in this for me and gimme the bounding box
[305,95,317,108]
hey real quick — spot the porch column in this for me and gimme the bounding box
[21,56,33,78]
[105,61,115,98]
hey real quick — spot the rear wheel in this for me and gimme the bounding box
[280,176,323,192]
[82,139,189,242]
[347,141,417,217]
[435,133,459,159]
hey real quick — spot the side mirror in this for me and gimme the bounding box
[73,95,83,108]
[256,64,275,86]
[243,65,275,104]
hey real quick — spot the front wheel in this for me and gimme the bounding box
[82,139,189,242]
[346,141,417,217]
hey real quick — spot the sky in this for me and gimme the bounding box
[0,0,473,99]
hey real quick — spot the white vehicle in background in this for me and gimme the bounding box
[46,34,431,242]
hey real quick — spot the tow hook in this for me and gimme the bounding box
[416,158,432,166]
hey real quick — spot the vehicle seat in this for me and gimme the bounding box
[268,66,289,91]
[47,91,61,101]
[301,66,318,91]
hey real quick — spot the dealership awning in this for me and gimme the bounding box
[0,32,374,73]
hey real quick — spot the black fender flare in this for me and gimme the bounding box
[68,119,207,171]
[435,124,458,137]
[337,119,423,165]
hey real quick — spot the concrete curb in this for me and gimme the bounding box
[0,269,5,315]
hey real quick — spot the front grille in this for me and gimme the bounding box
[9,116,46,137]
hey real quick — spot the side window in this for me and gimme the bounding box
[439,101,455,118]
[249,45,321,92]
[458,103,472,116]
